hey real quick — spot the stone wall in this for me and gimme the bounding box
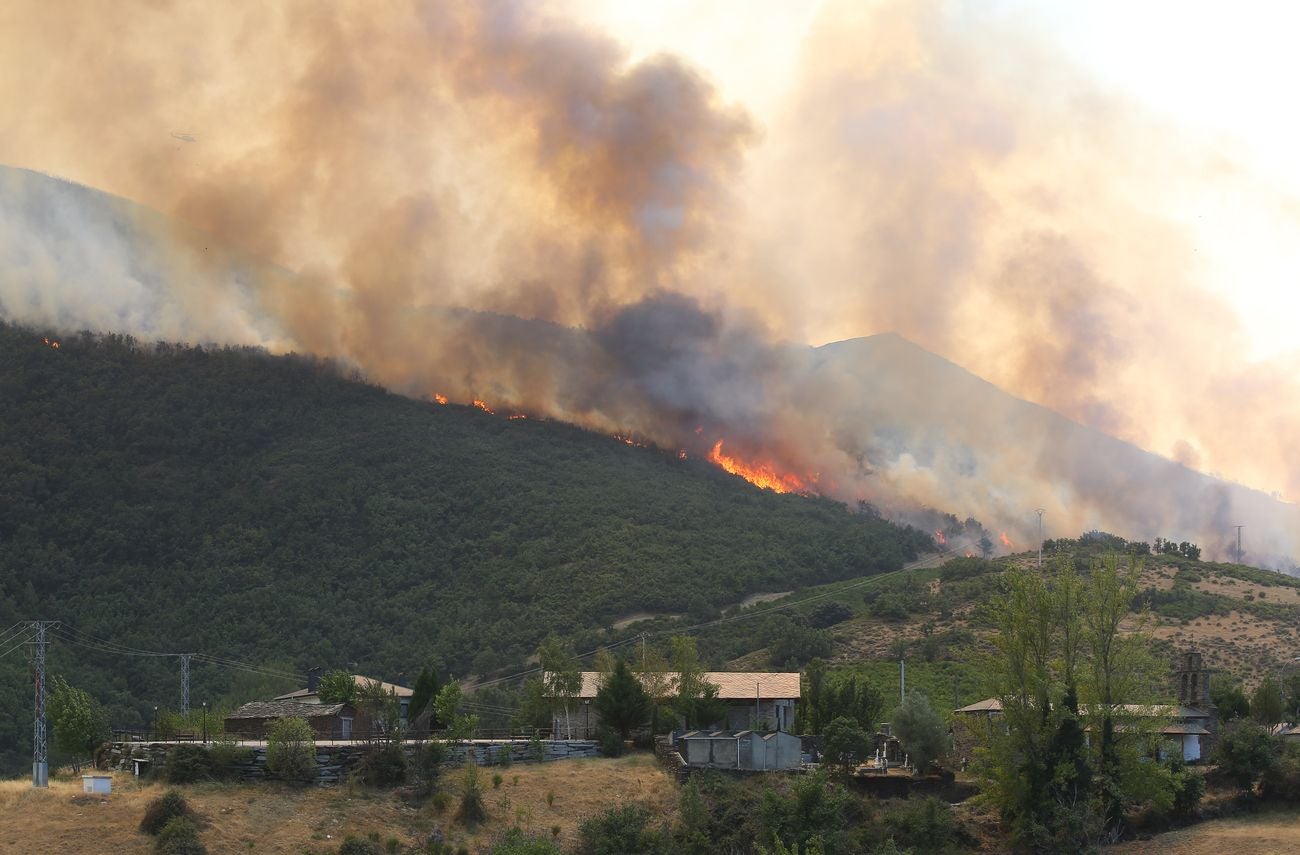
[106,738,601,786]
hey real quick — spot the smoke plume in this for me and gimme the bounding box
[1,0,1296,565]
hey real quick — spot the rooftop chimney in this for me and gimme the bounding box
[396,671,408,689]
[307,667,321,693]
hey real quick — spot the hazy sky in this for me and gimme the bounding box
[575,0,1300,361]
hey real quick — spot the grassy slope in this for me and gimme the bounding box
[716,550,1300,713]
[0,322,930,773]
[0,755,677,854]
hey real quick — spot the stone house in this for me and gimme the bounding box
[223,700,358,740]
[275,671,416,727]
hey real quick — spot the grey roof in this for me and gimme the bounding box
[226,700,347,720]
[275,675,413,701]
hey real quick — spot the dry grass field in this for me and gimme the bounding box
[0,753,677,854]
[1112,809,1300,854]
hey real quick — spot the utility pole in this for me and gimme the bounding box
[179,654,193,715]
[31,620,57,788]
[1036,509,1046,569]
[1234,525,1244,566]
[899,657,906,705]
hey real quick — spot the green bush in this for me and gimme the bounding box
[265,716,317,784]
[576,804,672,855]
[860,798,954,854]
[1261,741,1300,802]
[456,762,486,827]
[206,740,253,781]
[939,557,998,582]
[356,743,408,788]
[164,744,214,784]
[488,828,563,854]
[155,817,205,855]
[140,790,192,835]
[597,727,625,758]
[1213,721,1279,791]
[416,739,446,792]
[337,837,381,855]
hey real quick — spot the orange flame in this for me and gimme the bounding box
[41,337,60,349]
[472,399,494,414]
[508,414,527,420]
[677,450,687,460]
[613,433,646,448]
[707,440,807,494]
[1000,532,1013,548]
[433,393,448,405]
[965,551,974,558]
[934,529,947,545]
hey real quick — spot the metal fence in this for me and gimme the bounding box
[111,724,559,745]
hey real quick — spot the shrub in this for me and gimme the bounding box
[265,716,317,784]
[338,837,381,855]
[576,804,671,855]
[939,557,998,582]
[1169,760,1206,818]
[822,717,872,772]
[164,744,214,784]
[807,602,854,629]
[140,790,192,835]
[1213,721,1279,791]
[356,742,408,788]
[857,798,954,854]
[155,817,205,855]
[456,762,487,827]
[891,692,949,773]
[1261,741,1300,803]
[488,828,563,854]
[416,739,446,793]
[492,772,503,789]
[596,726,625,758]
[206,739,253,781]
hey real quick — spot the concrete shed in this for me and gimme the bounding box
[678,729,802,771]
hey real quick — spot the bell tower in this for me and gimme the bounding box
[1173,650,1212,709]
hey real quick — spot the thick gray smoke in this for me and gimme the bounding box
[0,0,1297,567]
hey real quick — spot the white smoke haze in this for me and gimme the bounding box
[0,0,1296,566]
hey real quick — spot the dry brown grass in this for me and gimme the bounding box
[1111,808,1300,854]
[0,753,676,854]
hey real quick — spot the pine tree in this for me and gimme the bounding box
[594,659,651,740]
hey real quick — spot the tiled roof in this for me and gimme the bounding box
[1161,723,1210,735]
[953,699,1212,720]
[275,675,414,701]
[226,701,347,719]
[557,671,801,700]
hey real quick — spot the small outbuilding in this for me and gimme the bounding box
[224,700,356,740]
[678,729,802,771]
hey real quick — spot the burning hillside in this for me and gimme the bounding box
[1,3,1298,566]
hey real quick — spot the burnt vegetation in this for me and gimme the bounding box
[0,322,929,775]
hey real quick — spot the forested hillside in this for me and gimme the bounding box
[0,322,930,773]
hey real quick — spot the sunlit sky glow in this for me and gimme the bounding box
[573,0,1300,361]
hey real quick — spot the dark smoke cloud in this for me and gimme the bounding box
[0,0,1297,565]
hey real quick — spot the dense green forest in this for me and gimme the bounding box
[0,322,930,773]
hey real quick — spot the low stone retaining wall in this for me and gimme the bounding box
[106,739,601,785]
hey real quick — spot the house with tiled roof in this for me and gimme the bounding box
[952,651,1219,762]
[274,671,415,724]
[545,670,800,738]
